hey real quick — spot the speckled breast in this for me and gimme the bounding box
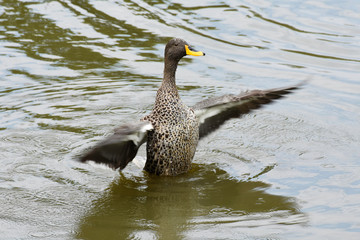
[143,102,199,176]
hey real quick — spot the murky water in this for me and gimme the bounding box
[1,0,360,239]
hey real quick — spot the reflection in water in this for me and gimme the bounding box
[0,0,165,82]
[1,0,360,239]
[77,165,305,239]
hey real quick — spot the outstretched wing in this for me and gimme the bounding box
[193,81,305,139]
[79,121,153,170]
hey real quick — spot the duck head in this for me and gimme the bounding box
[164,38,205,62]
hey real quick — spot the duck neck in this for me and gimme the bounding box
[161,58,179,91]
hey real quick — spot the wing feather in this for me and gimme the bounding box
[79,121,153,170]
[193,81,305,139]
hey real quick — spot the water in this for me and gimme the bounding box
[1,0,360,239]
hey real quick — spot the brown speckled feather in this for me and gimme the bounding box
[142,38,201,175]
[142,84,199,175]
[79,38,305,176]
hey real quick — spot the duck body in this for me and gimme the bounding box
[142,38,201,175]
[79,38,305,176]
[143,86,199,176]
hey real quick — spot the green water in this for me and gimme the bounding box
[1,0,360,239]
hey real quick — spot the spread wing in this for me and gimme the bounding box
[193,81,305,139]
[79,121,153,170]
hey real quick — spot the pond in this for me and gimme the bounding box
[0,0,359,239]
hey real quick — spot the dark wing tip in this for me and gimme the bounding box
[79,121,153,170]
[195,80,307,139]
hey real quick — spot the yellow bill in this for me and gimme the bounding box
[185,45,205,56]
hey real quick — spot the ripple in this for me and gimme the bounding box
[1,0,360,239]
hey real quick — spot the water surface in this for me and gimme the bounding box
[1,0,360,239]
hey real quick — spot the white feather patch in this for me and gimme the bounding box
[195,100,251,124]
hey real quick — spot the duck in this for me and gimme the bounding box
[79,38,304,176]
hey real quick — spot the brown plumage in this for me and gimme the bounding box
[142,39,200,175]
[79,38,305,176]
